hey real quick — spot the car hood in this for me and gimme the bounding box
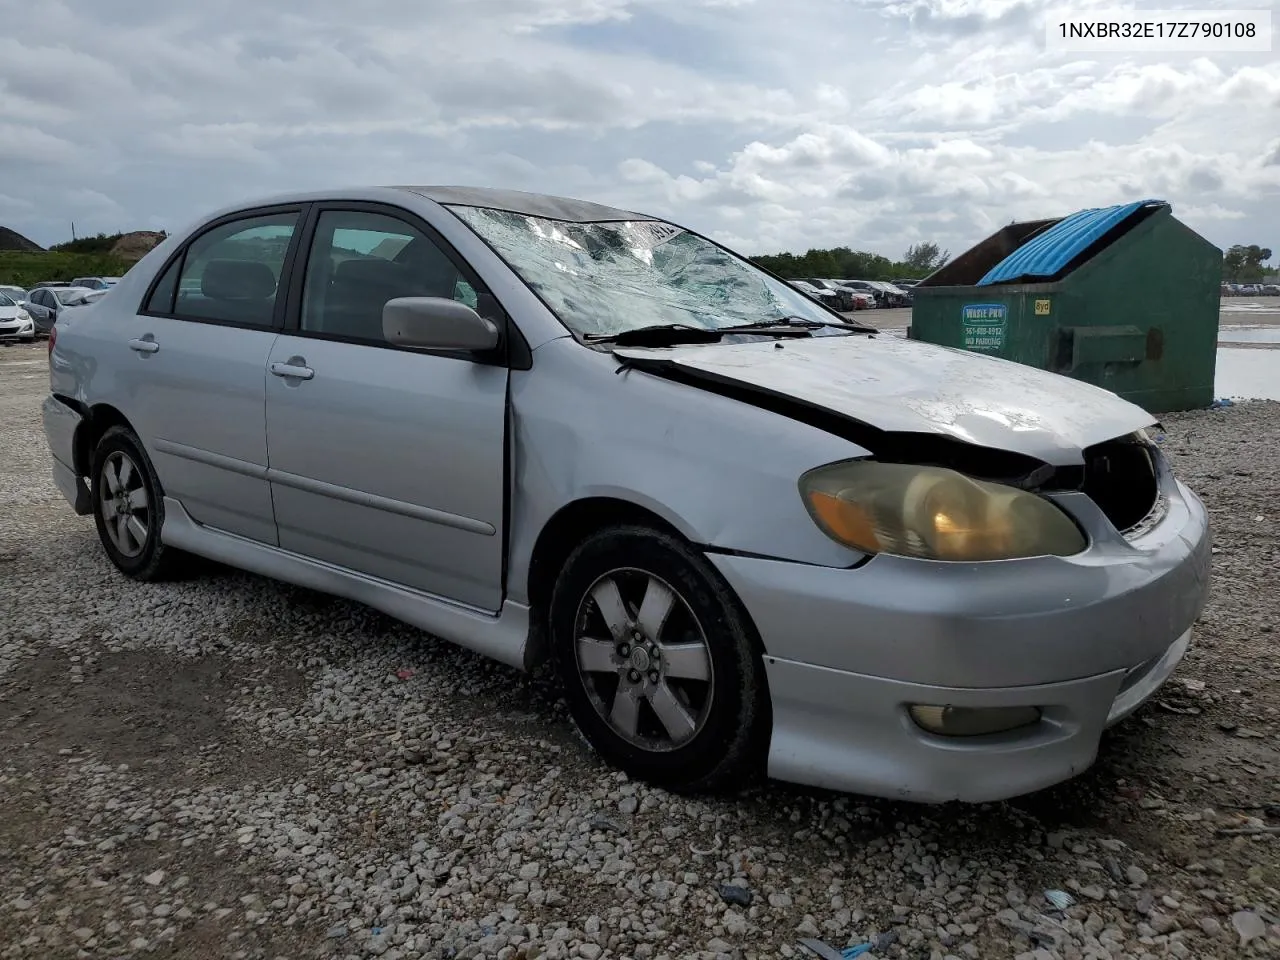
[0,307,19,321]
[614,333,1157,465]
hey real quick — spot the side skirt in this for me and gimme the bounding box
[160,497,532,670]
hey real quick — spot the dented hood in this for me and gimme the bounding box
[615,333,1157,465]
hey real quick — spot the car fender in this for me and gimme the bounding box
[505,337,870,605]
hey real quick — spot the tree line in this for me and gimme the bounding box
[751,242,949,281]
[1223,244,1275,282]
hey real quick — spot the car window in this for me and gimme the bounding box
[300,210,480,344]
[0,294,12,307]
[451,206,834,337]
[145,257,182,315]
[173,212,299,327]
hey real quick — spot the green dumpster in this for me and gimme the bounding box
[908,200,1223,412]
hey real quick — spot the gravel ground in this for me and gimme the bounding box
[2,338,1279,960]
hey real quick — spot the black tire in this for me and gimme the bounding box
[549,525,769,792]
[90,425,187,581]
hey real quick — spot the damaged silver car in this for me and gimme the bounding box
[42,187,1210,802]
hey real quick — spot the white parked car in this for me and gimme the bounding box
[0,291,36,342]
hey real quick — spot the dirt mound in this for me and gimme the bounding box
[0,226,42,252]
[110,230,166,261]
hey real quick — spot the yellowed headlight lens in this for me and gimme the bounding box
[800,460,1087,561]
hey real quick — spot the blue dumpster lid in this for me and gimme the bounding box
[977,199,1168,286]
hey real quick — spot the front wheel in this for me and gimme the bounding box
[90,425,187,580]
[549,525,769,792]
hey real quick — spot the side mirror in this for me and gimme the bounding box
[382,297,501,352]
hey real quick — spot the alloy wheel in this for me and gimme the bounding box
[99,450,150,558]
[573,568,715,752]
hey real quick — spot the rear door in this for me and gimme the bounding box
[28,289,55,332]
[118,206,307,544]
[264,203,509,611]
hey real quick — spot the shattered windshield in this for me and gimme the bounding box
[448,206,836,338]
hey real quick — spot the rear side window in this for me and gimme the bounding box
[171,212,299,327]
[145,258,180,314]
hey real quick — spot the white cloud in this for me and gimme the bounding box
[0,0,1275,259]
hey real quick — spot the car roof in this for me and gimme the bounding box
[193,185,657,226]
[396,186,656,223]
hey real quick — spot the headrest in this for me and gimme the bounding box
[201,259,276,301]
[332,257,412,289]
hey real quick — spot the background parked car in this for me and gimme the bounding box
[803,279,857,311]
[838,279,884,307]
[69,276,122,290]
[865,281,912,307]
[814,279,878,311]
[787,279,841,309]
[23,285,94,336]
[0,291,36,342]
[839,287,877,310]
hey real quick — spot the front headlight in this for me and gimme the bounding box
[17,308,29,320]
[799,460,1087,561]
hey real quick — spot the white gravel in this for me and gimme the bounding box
[2,340,1278,960]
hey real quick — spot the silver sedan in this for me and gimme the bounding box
[41,186,1210,802]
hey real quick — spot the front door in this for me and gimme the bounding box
[264,206,508,612]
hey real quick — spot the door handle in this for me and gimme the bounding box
[128,337,159,354]
[269,361,314,381]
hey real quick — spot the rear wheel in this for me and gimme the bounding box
[550,525,768,792]
[90,425,187,580]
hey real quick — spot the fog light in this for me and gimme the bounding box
[908,704,1041,737]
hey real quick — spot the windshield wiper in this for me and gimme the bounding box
[585,316,878,347]
[583,324,723,346]
[716,317,878,335]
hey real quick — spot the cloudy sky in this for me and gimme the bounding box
[2,0,1277,261]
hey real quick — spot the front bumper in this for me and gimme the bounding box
[707,473,1210,802]
[761,628,1190,803]
[0,320,35,340]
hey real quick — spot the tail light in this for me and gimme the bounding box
[48,325,56,355]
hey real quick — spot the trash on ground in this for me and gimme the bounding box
[1232,909,1266,945]
[1210,397,1235,408]
[797,931,898,959]
[796,938,845,960]
[1044,889,1075,910]
[717,883,752,906]
[394,668,415,680]
[588,814,626,835]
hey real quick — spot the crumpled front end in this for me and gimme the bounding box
[707,434,1211,803]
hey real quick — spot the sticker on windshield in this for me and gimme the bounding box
[961,303,1007,354]
[627,222,685,249]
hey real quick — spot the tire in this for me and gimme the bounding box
[549,525,769,792]
[90,425,187,581]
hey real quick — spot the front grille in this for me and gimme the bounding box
[1081,434,1160,533]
